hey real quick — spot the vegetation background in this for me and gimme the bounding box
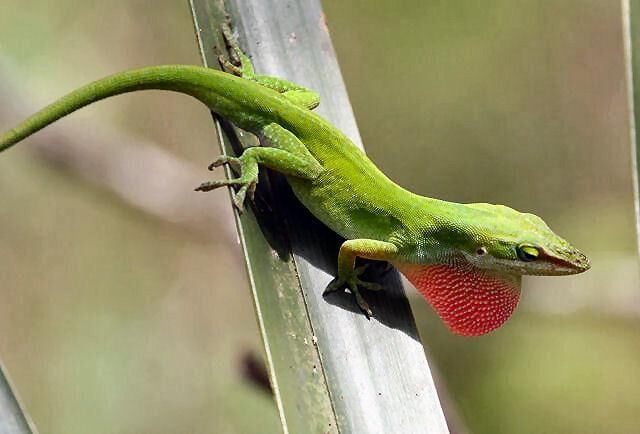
[0,1,638,433]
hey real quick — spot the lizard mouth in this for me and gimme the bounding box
[540,249,591,275]
[505,249,590,276]
[466,247,591,276]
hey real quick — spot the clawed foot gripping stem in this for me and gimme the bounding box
[323,264,384,319]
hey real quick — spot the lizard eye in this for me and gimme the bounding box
[517,245,539,262]
[476,246,488,256]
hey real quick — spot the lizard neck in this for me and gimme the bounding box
[391,194,476,265]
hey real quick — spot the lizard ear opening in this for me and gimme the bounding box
[397,262,521,336]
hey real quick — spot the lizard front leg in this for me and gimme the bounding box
[196,123,322,211]
[324,239,399,317]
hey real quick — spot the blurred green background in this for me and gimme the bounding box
[0,1,638,433]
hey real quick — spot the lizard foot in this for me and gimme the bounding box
[195,178,257,212]
[216,22,255,79]
[207,155,241,172]
[323,264,384,318]
[195,154,258,212]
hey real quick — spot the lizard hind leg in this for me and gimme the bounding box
[219,23,256,78]
[253,76,320,110]
[219,23,320,110]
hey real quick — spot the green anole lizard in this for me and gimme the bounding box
[0,25,590,336]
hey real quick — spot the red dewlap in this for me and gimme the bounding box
[398,262,521,336]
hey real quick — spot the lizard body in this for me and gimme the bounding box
[0,27,590,335]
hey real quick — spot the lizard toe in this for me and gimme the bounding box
[323,277,344,295]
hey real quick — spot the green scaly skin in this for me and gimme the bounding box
[0,26,590,326]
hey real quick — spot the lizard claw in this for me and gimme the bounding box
[196,153,258,213]
[208,155,240,171]
[217,22,255,79]
[196,176,257,209]
[323,264,384,318]
[232,179,257,212]
[217,53,243,76]
[194,180,227,192]
[324,278,373,318]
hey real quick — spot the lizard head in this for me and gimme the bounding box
[456,203,590,276]
[396,202,589,336]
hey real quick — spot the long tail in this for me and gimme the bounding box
[0,65,230,152]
